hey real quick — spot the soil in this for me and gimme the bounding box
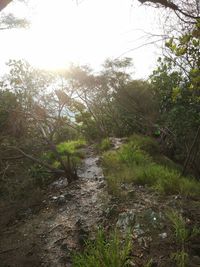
[0,140,200,267]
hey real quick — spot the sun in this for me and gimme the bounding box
[25,0,84,70]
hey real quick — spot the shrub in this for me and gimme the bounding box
[72,229,132,267]
[57,139,86,155]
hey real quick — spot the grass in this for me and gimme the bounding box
[167,210,190,245]
[128,134,160,156]
[102,135,200,198]
[98,138,113,152]
[167,210,200,267]
[72,229,132,267]
[171,250,189,267]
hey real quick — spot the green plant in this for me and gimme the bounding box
[128,134,159,156]
[102,137,200,198]
[99,138,112,152]
[171,250,189,267]
[72,229,132,267]
[119,143,151,166]
[57,139,86,155]
[167,210,190,246]
[144,259,153,267]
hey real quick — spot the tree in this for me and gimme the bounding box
[0,0,13,12]
[138,0,200,21]
[0,60,79,183]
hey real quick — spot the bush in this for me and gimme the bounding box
[72,229,132,267]
[57,139,86,155]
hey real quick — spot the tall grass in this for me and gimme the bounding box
[102,135,200,198]
[72,229,132,267]
[167,210,200,267]
[98,138,112,152]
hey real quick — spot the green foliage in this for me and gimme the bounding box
[171,250,189,267]
[167,210,200,267]
[57,139,86,155]
[128,134,160,156]
[72,229,132,267]
[102,136,200,198]
[119,143,152,166]
[42,139,86,169]
[144,259,153,267]
[150,21,200,177]
[167,210,190,245]
[98,138,112,152]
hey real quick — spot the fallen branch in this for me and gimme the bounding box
[8,146,65,174]
[0,245,21,255]
[0,155,24,160]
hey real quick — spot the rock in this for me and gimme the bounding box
[127,190,135,198]
[105,204,118,218]
[64,192,74,200]
[159,232,167,239]
[52,195,66,205]
[190,256,200,266]
[78,228,89,246]
[60,243,70,252]
[133,223,145,238]
[57,195,66,205]
[51,177,68,189]
[116,210,136,231]
[97,182,105,189]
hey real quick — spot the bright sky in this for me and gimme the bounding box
[0,0,164,78]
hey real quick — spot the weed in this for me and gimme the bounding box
[72,229,132,267]
[144,259,153,267]
[167,210,190,246]
[171,250,189,267]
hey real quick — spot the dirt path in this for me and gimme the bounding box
[0,145,109,267]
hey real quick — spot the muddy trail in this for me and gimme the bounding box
[1,139,200,267]
[0,145,110,267]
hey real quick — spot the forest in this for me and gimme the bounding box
[0,0,200,267]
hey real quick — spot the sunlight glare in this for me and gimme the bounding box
[26,0,87,70]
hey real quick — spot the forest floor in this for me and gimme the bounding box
[0,139,200,267]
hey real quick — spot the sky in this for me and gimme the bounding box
[0,0,165,79]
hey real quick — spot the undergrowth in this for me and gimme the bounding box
[102,134,200,198]
[72,229,132,267]
[167,210,200,267]
[98,137,112,152]
[42,139,86,169]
